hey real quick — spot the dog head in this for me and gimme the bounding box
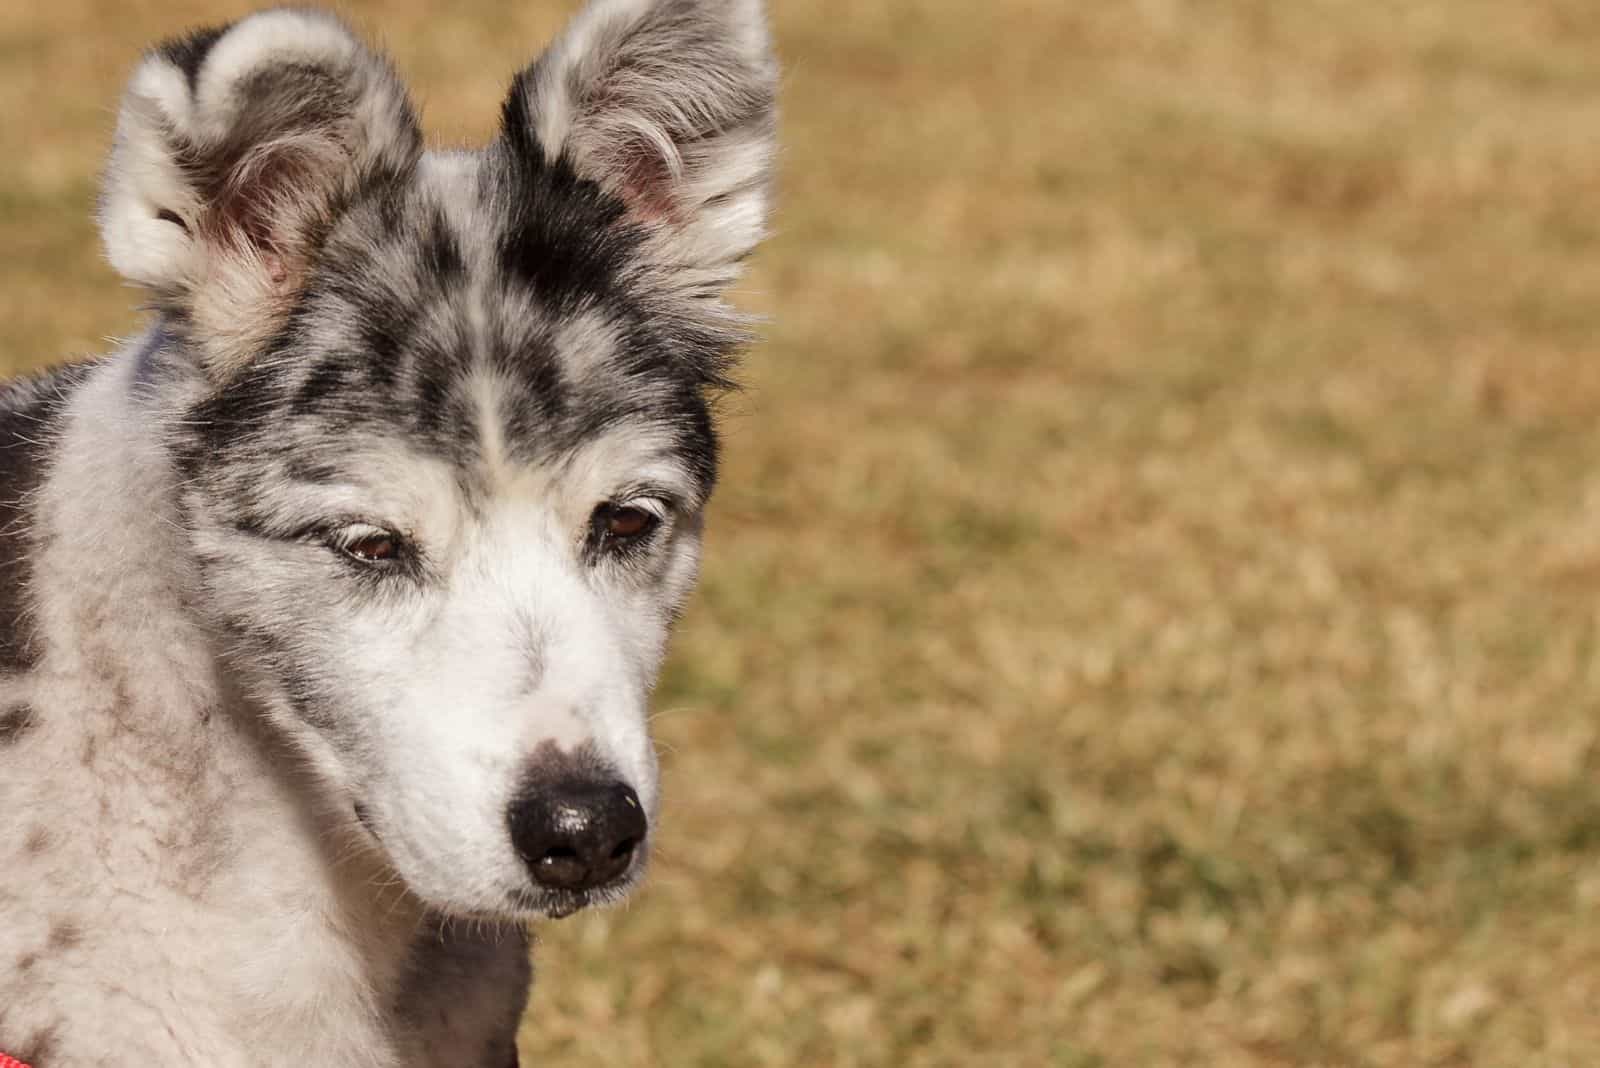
[98,1,776,919]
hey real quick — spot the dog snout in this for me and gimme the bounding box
[507,780,647,892]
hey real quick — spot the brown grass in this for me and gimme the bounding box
[6,1,1600,1064]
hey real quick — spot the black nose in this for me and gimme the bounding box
[508,781,648,892]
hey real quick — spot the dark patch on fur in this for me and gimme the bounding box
[392,921,531,1065]
[0,364,94,672]
[515,737,615,790]
[674,390,721,495]
[291,356,356,416]
[420,206,466,286]
[410,359,455,438]
[284,458,342,485]
[180,353,292,473]
[492,99,641,315]
[155,207,190,234]
[15,950,38,972]
[357,292,415,374]
[24,824,52,855]
[46,920,82,951]
[15,1022,60,1064]
[0,702,34,746]
[155,23,230,92]
[498,69,542,164]
[214,613,346,738]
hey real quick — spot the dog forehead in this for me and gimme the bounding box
[188,146,721,496]
[307,148,663,409]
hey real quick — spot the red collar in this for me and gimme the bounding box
[1,1054,35,1068]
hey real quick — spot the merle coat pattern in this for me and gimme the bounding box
[0,2,776,1064]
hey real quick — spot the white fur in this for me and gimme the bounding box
[2,1,776,1060]
[100,61,200,289]
[1,350,434,1065]
[184,423,692,914]
[0,326,700,1061]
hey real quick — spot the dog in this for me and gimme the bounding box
[0,0,776,1063]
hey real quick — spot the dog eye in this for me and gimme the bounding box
[608,507,656,539]
[335,528,404,564]
[592,502,661,549]
[346,534,398,561]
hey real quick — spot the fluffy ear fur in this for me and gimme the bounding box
[501,0,778,288]
[99,10,422,377]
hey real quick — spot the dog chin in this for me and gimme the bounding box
[506,869,646,921]
[524,889,592,920]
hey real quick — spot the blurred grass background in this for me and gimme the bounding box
[6,1,1600,1064]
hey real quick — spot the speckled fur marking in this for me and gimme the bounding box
[1,2,776,1064]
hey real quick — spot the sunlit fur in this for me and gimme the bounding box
[0,2,776,1064]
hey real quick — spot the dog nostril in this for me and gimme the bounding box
[539,845,580,867]
[531,844,589,887]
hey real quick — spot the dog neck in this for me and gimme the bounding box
[10,333,426,1057]
[30,334,230,821]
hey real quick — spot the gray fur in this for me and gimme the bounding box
[0,702,34,745]
[1,2,775,1064]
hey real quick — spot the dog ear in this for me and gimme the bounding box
[99,10,422,377]
[500,0,778,288]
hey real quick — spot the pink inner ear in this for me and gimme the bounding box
[588,103,688,225]
[570,73,679,224]
[620,178,675,225]
[201,132,350,288]
[609,135,680,226]
[262,252,290,286]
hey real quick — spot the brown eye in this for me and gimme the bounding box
[592,502,662,553]
[606,507,656,539]
[345,533,398,562]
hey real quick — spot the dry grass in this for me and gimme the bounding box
[6,1,1600,1064]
